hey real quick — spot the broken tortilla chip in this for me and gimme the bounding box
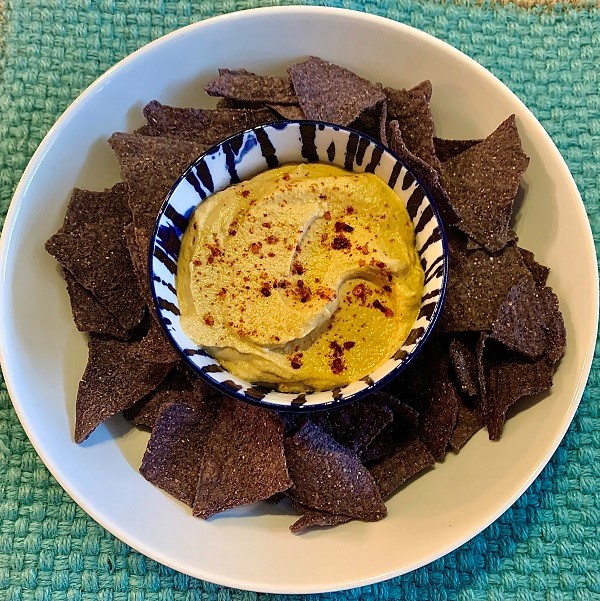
[384,82,439,168]
[519,247,550,287]
[63,183,132,229]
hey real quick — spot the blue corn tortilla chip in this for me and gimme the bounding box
[440,115,530,252]
[440,245,531,333]
[369,433,435,499]
[384,339,458,461]
[449,337,480,399]
[140,396,223,506]
[288,57,386,127]
[63,183,132,229]
[134,316,180,364]
[448,400,484,453]
[64,273,130,339]
[75,335,174,443]
[285,421,386,521]
[108,133,206,248]
[310,399,393,454]
[539,286,566,364]
[384,81,439,169]
[292,431,434,533]
[266,103,305,120]
[123,364,206,428]
[519,247,550,286]
[193,398,292,519]
[433,137,481,163]
[123,222,152,307]
[477,335,554,440]
[142,100,274,144]
[289,502,352,534]
[387,120,458,226]
[45,220,146,331]
[491,276,549,360]
[206,69,297,104]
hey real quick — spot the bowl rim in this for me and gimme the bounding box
[149,119,449,412]
[0,5,596,595]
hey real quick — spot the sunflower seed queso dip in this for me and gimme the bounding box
[177,163,424,392]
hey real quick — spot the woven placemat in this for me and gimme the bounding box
[1,1,599,599]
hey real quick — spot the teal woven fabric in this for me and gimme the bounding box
[1,1,599,599]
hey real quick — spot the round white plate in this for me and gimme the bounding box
[0,6,597,594]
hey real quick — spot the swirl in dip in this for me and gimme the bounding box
[177,164,424,392]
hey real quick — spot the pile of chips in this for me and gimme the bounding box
[46,57,565,532]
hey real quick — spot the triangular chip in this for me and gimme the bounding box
[288,57,385,126]
[285,422,386,521]
[384,82,438,168]
[135,317,180,364]
[142,101,274,144]
[63,183,131,228]
[193,399,291,519]
[491,276,548,359]
[369,433,435,499]
[140,397,222,506]
[206,70,297,104]
[108,133,206,245]
[477,335,554,440]
[440,116,530,252]
[45,220,146,331]
[64,273,130,339]
[75,335,173,443]
[440,245,531,332]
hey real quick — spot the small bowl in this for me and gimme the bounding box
[150,121,448,411]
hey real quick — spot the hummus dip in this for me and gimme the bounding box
[178,164,424,392]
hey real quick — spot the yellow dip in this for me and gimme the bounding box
[177,164,424,392]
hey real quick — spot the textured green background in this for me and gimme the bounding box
[1,1,599,599]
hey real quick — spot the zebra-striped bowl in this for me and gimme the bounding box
[150,121,448,411]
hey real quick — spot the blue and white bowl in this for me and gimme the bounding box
[150,121,448,411]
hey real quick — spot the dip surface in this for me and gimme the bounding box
[178,164,424,392]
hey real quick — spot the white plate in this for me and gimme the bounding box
[0,6,597,594]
